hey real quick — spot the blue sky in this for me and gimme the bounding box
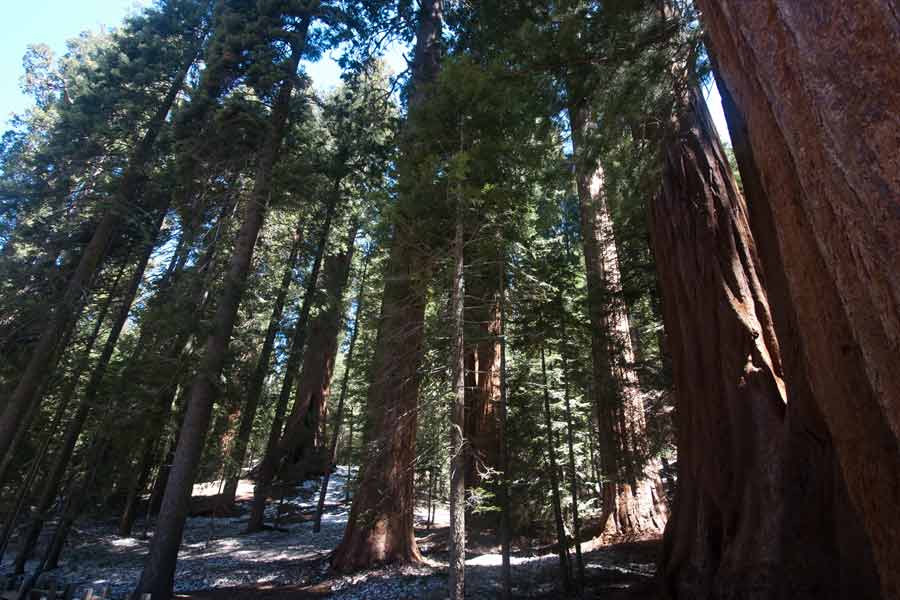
[0,0,729,143]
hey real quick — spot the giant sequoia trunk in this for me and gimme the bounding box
[463,257,501,496]
[652,86,788,598]
[330,235,428,570]
[278,222,358,481]
[133,32,306,599]
[697,2,900,596]
[569,103,667,537]
[330,0,443,573]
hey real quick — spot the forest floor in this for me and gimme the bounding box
[3,467,661,599]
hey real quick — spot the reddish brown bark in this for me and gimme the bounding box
[652,86,787,598]
[278,223,358,476]
[330,0,443,573]
[697,1,900,596]
[714,64,881,599]
[569,102,667,538]
[330,235,427,571]
[463,261,502,492]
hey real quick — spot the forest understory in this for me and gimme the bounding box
[2,468,657,599]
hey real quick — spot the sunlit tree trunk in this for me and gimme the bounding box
[569,101,668,537]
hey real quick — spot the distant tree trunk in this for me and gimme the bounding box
[497,256,512,600]
[539,343,572,594]
[330,0,442,572]
[246,191,338,532]
[449,201,466,600]
[463,258,501,497]
[313,250,370,533]
[344,404,354,503]
[131,195,234,522]
[133,30,307,599]
[221,220,304,505]
[278,220,358,481]
[698,2,900,596]
[568,101,667,537]
[0,42,199,460]
[652,85,788,598]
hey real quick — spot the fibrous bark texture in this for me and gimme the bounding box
[652,87,788,598]
[330,0,442,573]
[697,1,900,596]
[570,103,667,537]
[715,64,881,600]
[330,235,427,571]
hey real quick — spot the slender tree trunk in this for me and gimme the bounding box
[13,204,167,572]
[568,99,667,537]
[313,251,370,532]
[698,2,899,595]
[0,41,199,459]
[0,259,121,497]
[498,255,512,600]
[330,0,442,572]
[539,344,571,594]
[0,283,116,562]
[118,436,157,537]
[559,296,584,588]
[448,203,466,600]
[221,220,304,505]
[133,30,307,598]
[246,191,338,532]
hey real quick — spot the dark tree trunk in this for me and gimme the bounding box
[330,0,442,572]
[13,204,167,572]
[569,101,668,537]
[0,42,199,460]
[539,344,572,594]
[0,278,118,562]
[697,2,900,596]
[652,85,788,598]
[221,220,304,505]
[133,31,306,599]
[559,297,584,588]
[246,192,338,532]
